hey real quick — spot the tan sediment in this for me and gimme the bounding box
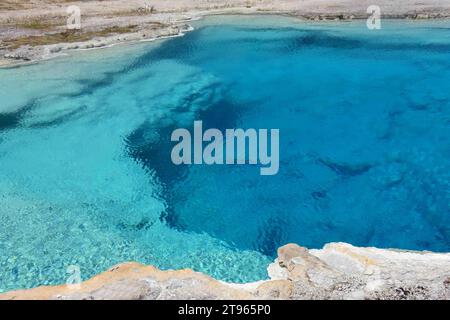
[1,243,449,300]
[0,262,255,300]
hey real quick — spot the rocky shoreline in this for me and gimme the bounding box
[1,22,193,67]
[1,0,450,67]
[1,243,449,300]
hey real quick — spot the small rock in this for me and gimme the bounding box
[256,280,293,299]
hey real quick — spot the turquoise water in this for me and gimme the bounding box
[1,16,450,291]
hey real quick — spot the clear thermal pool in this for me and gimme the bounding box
[0,16,449,291]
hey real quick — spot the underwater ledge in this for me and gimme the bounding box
[1,242,449,300]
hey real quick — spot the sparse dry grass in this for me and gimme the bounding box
[3,25,138,49]
[0,0,28,11]
[0,0,107,11]
[11,18,62,30]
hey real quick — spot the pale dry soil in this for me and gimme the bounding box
[1,0,450,66]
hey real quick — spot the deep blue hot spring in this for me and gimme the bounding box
[0,16,449,291]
